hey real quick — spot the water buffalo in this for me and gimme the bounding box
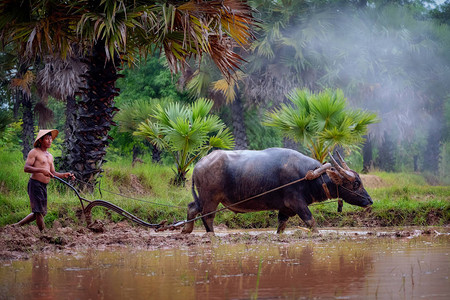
[181,148,372,234]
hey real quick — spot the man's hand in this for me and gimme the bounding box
[63,172,75,180]
[42,169,54,178]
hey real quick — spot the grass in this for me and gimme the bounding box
[0,150,448,229]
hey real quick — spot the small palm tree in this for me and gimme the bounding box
[135,98,234,185]
[264,88,378,163]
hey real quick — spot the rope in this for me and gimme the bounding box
[339,185,372,201]
[56,170,352,230]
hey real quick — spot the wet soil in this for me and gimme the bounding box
[1,220,448,261]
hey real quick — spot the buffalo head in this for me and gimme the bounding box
[326,152,373,207]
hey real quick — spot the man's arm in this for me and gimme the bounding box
[24,149,53,177]
[49,155,74,179]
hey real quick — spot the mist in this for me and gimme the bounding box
[270,3,450,171]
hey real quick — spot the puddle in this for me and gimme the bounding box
[1,232,448,299]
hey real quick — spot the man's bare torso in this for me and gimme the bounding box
[28,148,54,184]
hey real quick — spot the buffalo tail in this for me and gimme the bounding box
[191,176,202,211]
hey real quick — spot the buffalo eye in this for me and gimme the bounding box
[353,181,360,189]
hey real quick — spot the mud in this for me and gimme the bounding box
[1,220,447,261]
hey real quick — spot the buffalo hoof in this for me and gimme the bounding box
[305,219,317,233]
[181,226,193,234]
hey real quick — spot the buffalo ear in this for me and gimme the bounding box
[326,169,344,185]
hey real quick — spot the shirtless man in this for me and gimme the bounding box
[14,129,74,231]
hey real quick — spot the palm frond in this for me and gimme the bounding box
[186,69,212,98]
[191,97,214,120]
[209,127,235,149]
[10,70,35,96]
[134,119,168,150]
[211,70,246,103]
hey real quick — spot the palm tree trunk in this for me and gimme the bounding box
[13,89,20,119]
[151,145,161,163]
[60,95,77,171]
[231,94,248,150]
[21,93,34,159]
[362,135,373,173]
[69,41,120,190]
[422,117,442,173]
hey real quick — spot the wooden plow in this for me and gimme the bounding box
[54,176,187,232]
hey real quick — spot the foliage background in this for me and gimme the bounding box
[0,0,449,229]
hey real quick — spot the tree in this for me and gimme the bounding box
[431,0,450,25]
[243,0,320,107]
[10,66,35,159]
[264,88,378,163]
[289,2,450,171]
[211,72,249,149]
[36,55,88,172]
[181,59,250,150]
[0,109,13,138]
[0,0,255,188]
[135,98,234,185]
[376,131,396,172]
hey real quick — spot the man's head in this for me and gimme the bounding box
[34,129,59,148]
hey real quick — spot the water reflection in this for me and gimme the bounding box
[30,255,54,299]
[188,243,375,299]
[0,235,449,299]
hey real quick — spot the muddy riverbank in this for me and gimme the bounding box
[1,220,448,261]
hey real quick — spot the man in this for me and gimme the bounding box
[14,129,74,231]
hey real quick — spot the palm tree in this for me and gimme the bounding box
[264,88,378,163]
[248,1,449,172]
[182,58,251,150]
[243,0,315,107]
[0,0,255,188]
[211,71,249,149]
[9,64,35,159]
[135,98,234,185]
[36,55,88,171]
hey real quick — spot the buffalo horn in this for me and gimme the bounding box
[328,152,355,182]
[328,152,341,169]
[312,163,332,177]
[305,163,332,180]
[336,151,351,171]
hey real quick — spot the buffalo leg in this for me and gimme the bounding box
[296,206,318,233]
[200,202,219,233]
[277,212,290,234]
[201,211,216,233]
[181,201,200,234]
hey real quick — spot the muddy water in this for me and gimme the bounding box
[1,232,449,300]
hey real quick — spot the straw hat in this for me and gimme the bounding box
[34,129,59,147]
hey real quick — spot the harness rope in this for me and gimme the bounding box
[55,168,354,231]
